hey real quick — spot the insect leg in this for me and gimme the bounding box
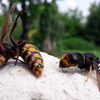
[14,48,20,65]
[86,66,93,81]
[9,10,24,46]
[93,62,100,91]
[61,68,64,72]
[12,57,25,64]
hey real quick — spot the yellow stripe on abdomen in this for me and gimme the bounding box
[21,44,43,69]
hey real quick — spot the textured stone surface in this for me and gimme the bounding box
[0,52,100,100]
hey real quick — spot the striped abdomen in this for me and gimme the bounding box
[20,43,44,77]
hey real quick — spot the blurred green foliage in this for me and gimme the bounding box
[55,37,100,57]
[0,16,4,26]
[13,24,22,39]
[0,0,100,57]
[85,3,100,45]
[58,37,98,51]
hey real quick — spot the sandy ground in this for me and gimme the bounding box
[0,52,100,100]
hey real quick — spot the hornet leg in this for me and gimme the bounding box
[86,66,93,81]
[14,48,19,65]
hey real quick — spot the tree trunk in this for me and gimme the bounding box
[20,0,30,40]
[43,36,56,52]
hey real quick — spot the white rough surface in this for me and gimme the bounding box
[0,52,100,100]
